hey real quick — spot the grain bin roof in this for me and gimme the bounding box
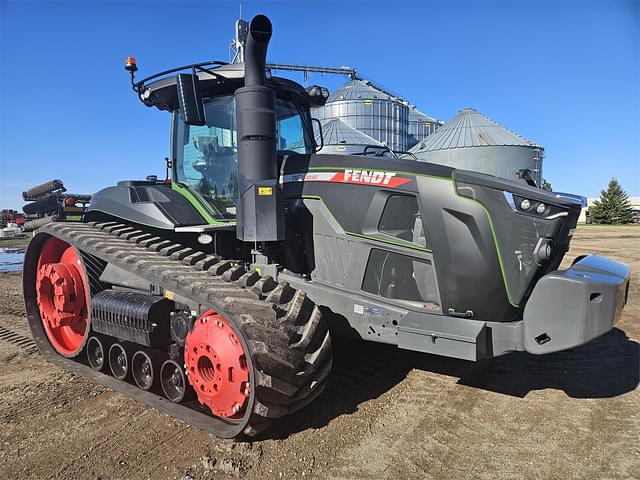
[409,108,440,124]
[327,78,396,102]
[317,118,385,146]
[409,107,542,153]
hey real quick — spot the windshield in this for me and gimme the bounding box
[174,93,313,220]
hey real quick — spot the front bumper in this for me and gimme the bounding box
[523,255,630,354]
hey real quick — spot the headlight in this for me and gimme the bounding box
[504,192,569,219]
[197,234,213,245]
[535,238,553,264]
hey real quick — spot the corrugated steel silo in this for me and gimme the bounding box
[312,79,409,152]
[409,108,544,185]
[407,108,443,149]
[315,118,385,155]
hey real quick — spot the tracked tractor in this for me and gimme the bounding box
[23,15,631,439]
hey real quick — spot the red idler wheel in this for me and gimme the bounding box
[35,236,90,357]
[184,310,250,418]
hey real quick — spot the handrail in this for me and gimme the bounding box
[130,60,230,98]
[363,145,397,158]
[395,151,419,161]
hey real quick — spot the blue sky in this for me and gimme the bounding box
[1,0,638,210]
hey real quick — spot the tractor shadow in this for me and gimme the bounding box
[262,327,639,440]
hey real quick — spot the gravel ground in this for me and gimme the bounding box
[0,225,638,480]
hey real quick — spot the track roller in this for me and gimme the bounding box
[131,349,165,391]
[160,359,191,403]
[108,342,135,380]
[87,336,112,371]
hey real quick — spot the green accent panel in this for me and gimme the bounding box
[345,231,433,253]
[171,182,235,226]
[451,182,519,308]
[300,195,433,254]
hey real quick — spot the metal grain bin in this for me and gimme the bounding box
[312,79,409,152]
[315,118,385,155]
[407,108,443,149]
[409,108,544,185]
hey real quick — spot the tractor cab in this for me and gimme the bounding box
[129,60,327,223]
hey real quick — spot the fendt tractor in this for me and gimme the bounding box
[24,15,630,439]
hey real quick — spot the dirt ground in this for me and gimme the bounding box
[0,234,30,249]
[0,226,638,480]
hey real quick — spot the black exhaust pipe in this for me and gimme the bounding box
[243,15,271,88]
[235,14,284,242]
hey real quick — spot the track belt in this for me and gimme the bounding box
[23,221,328,438]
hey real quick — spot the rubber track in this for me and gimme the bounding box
[27,221,331,438]
[23,215,56,232]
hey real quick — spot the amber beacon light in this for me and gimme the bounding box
[125,56,138,72]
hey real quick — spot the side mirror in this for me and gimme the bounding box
[312,118,324,153]
[176,74,206,126]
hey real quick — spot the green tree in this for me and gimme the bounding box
[589,178,633,224]
[541,179,552,192]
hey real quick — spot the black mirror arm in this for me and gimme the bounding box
[312,118,324,153]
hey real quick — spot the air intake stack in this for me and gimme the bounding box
[234,15,284,242]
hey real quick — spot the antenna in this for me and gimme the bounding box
[229,7,248,64]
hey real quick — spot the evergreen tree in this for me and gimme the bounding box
[589,178,633,224]
[541,179,552,192]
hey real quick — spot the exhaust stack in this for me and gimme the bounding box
[234,14,284,242]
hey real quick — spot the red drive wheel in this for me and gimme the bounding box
[185,310,250,418]
[35,236,90,357]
